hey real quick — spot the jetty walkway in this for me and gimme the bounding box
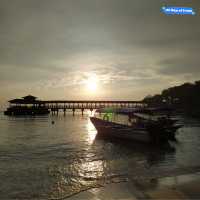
[8,95,147,115]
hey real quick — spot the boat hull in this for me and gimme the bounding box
[90,117,152,143]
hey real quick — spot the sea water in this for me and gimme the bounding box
[0,112,200,199]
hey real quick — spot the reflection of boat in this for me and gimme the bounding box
[90,108,182,144]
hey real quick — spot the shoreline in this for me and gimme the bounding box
[68,171,200,200]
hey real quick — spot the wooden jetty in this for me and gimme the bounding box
[5,95,147,116]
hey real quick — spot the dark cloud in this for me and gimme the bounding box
[140,32,200,50]
[158,56,200,75]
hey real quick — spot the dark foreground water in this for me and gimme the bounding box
[1,112,200,199]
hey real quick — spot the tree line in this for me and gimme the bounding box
[143,80,200,118]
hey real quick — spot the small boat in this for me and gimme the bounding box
[90,108,182,144]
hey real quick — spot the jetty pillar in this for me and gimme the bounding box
[81,108,84,116]
[72,108,75,116]
[63,108,66,116]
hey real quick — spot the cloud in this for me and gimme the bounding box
[0,0,200,101]
[158,56,200,76]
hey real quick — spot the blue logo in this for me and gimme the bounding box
[161,6,196,15]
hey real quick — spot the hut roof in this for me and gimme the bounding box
[9,95,42,104]
[22,95,37,100]
[9,99,24,104]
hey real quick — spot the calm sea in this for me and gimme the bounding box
[1,112,200,199]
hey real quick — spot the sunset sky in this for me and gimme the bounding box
[0,0,200,107]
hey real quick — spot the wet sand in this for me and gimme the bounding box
[68,172,200,200]
[141,172,200,199]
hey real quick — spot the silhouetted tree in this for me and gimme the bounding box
[143,80,200,117]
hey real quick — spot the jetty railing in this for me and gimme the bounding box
[41,100,147,115]
[7,97,147,115]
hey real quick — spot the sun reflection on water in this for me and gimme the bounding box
[76,160,105,183]
[86,118,97,144]
[86,109,96,117]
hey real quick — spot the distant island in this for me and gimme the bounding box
[143,80,200,118]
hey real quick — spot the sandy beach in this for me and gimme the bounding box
[68,172,200,200]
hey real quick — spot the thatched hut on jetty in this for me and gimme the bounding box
[4,95,49,115]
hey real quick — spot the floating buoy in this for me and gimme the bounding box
[51,120,55,124]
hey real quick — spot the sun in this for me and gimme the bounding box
[86,76,98,92]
